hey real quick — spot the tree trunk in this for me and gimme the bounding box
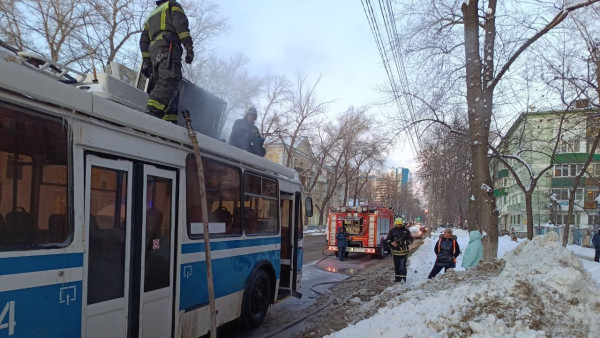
[463,1,499,259]
[318,201,328,225]
[525,191,534,239]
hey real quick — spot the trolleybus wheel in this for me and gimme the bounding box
[240,269,271,329]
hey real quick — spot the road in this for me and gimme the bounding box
[302,233,329,263]
[216,233,356,337]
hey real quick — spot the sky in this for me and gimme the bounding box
[315,229,600,337]
[209,1,418,172]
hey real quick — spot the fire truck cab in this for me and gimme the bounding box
[327,205,394,259]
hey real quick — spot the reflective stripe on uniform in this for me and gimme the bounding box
[142,52,150,58]
[144,2,170,43]
[146,1,169,21]
[160,4,167,30]
[163,114,178,121]
[172,6,184,14]
[178,31,190,40]
[147,99,166,112]
[150,35,163,46]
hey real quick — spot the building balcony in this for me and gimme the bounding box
[494,187,507,197]
[554,153,600,164]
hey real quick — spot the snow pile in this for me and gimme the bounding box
[327,232,600,337]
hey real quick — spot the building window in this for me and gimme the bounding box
[554,164,583,177]
[555,214,576,225]
[511,214,521,225]
[558,139,580,153]
[586,190,599,205]
[588,163,600,177]
[551,188,584,201]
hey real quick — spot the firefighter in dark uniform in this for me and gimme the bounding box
[140,0,194,123]
[386,217,413,283]
[229,107,266,157]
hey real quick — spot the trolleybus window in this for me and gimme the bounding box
[186,155,242,237]
[243,173,278,235]
[87,167,128,304]
[144,175,172,292]
[0,104,69,250]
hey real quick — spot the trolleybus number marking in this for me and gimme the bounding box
[0,301,16,336]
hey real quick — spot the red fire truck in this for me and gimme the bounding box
[327,205,395,259]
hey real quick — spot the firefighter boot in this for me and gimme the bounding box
[145,104,165,119]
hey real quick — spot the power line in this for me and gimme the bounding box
[362,0,422,159]
[361,0,401,102]
[382,0,422,151]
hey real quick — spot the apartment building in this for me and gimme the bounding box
[494,106,599,243]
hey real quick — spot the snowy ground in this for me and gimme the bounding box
[324,229,600,337]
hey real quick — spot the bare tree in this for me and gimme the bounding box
[190,52,263,139]
[0,0,29,51]
[304,108,375,225]
[257,74,293,146]
[0,0,227,71]
[0,0,90,65]
[340,107,390,205]
[417,119,470,229]
[81,0,146,67]
[280,73,329,167]
[389,0,600,259]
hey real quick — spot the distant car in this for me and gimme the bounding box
[409,226,426,239]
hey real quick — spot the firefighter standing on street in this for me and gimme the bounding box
[386,217,413,283]
[140,0,194,123]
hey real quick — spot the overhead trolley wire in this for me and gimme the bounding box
[382,0,422,151]
[361,0,401,101]
[362,0,422,158]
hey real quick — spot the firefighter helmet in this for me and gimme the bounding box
[394,217,404,225]
[245,106,258,117]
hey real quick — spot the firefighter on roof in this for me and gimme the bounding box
[140,0,194,123]
[229,107,266,157]
[386,217,413,283]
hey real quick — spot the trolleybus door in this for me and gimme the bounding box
[84,156,133,338]
[279,193,295,295]
[139,165,176,337]
[293,192,304,297]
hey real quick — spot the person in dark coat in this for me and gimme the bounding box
[386,217,413,283]
[592,229,600,262]
[428,228,461,279]
[140,0,194,123]
[229,106,266,157]
[336,226,350,261]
